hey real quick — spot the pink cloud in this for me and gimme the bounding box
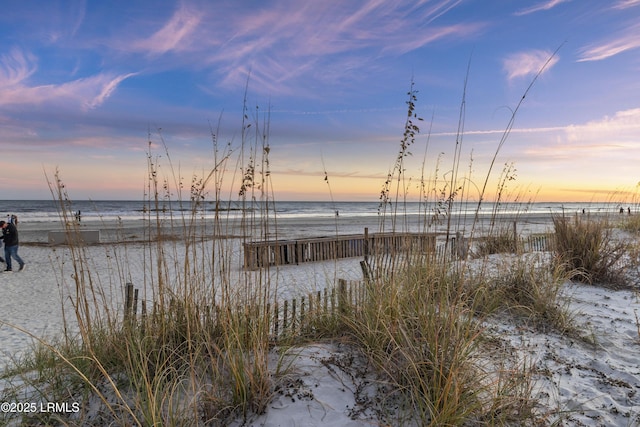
[503,50,559,81]
[0,48,37,88]
[578,22,640,61]
[514,0,572,16]
[131,3,202,55]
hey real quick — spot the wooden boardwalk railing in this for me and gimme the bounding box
[243,231,437,269]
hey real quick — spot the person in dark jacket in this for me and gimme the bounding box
[0,220,25,272]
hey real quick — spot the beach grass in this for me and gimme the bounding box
[5,68,639,425]
[553,214,631,288]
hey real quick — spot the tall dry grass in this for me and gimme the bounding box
[553,214,630,287]
[342,80,567,424]
[1,54,588,426]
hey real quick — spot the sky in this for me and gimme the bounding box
[1,0,640,202]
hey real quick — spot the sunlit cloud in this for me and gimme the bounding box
[131,3,202,55]
[564,108,640,141]
[69,0,86,39]
[503,49,559,81]
[84,73,137,109]
[0,59,137,110]
[117,0,477,95]
[383,23,486,55]
[523,108,640,161]
[514,0,571,16]
[276,168,385,180]
[613,0,640,9]
[0,48,37,88]
[578,22,640,61]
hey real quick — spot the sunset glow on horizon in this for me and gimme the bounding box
[1,1,639,203]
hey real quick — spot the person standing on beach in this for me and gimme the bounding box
[0,220,25,272]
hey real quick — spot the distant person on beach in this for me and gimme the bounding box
[0,220,25,272]
[75,210,82,222]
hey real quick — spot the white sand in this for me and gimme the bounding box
[2,216,640,425]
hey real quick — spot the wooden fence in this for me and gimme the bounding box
[123,279,366,340]
[244,231,554,269]
[123,232,556,339]
[521,233,554,252]
[243,231,437,269]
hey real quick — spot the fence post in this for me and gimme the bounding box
[283,300,288,332]
[364,227,369,263]
[360,260,372,283]
[133,288,139,320]
[273,301,279,337]
[323,289,328,314]
[124,282,134,323]
[338,279,347,314]
[291,298,297,332]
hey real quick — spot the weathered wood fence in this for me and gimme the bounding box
[521,233,554,252]
[244,231,554,269]
[243,231,437,269]
[122,279,366,339]
[123,232,556,338]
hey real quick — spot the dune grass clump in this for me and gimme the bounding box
[355,264,484,425]
[473,255,574,334]
[553,215,629,287]
[475,226,518,256]
[621,212,640,233]
[341,257,541,425]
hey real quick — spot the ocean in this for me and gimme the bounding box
[0,200,638,222]
[0,200,631,225]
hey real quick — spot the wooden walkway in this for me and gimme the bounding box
[243,232,437,269]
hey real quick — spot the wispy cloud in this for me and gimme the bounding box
[564,108,640,141]
[514,0,571,16]
[0,49,136,110]
[613,0,640,9]
[503,49,559,81]
[115,0,477,95]
[0,48,37,88]
[84,73,137,109]
[131,2,202,55]
[522,108,640,161]
[578,22,640,61]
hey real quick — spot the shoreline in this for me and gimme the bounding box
[16,209,620,245]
